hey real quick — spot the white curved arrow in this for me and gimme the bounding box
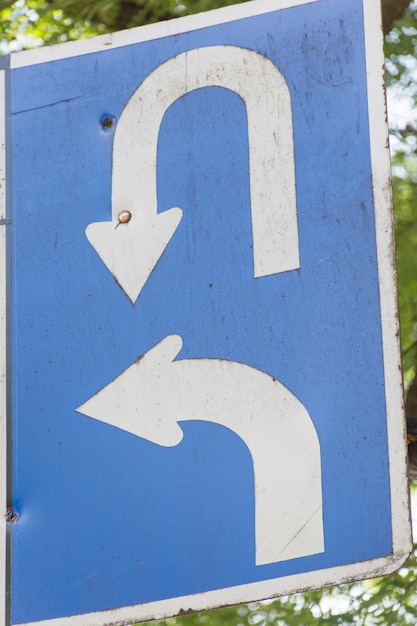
[86,45,299,303]
[76,335,323,566]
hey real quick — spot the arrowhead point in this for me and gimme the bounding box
[86,207,183,303]
[76,335,184,447]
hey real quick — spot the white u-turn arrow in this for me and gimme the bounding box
[77,335,323,566]
[86,45,299,303]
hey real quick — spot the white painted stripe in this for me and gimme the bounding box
[8,0,317,68]
[363,0,412,556]
[0,70,7,626]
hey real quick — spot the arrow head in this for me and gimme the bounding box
[85,207,183,303]
[76,335,184,446]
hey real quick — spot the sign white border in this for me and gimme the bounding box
[363,0,411,566]
[0,0,411,624]
[4,0,317,68]
[0,66,10,626]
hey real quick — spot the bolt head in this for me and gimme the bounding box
[118,211,132,224]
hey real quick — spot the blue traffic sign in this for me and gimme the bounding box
[0,0,411,624]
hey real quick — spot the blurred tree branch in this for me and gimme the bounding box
[38,0,413,33]
[382,0,413,34]
[406,370,417,416]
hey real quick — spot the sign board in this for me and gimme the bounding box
[0,0,411,623]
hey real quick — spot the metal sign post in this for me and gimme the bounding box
[0,0,411,624]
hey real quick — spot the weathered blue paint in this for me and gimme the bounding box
[4,0,408,624]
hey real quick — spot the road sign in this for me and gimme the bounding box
[0,0,411,623]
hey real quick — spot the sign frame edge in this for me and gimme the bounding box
[8,0,413,623]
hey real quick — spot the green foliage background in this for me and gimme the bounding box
[1,0,417,624]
